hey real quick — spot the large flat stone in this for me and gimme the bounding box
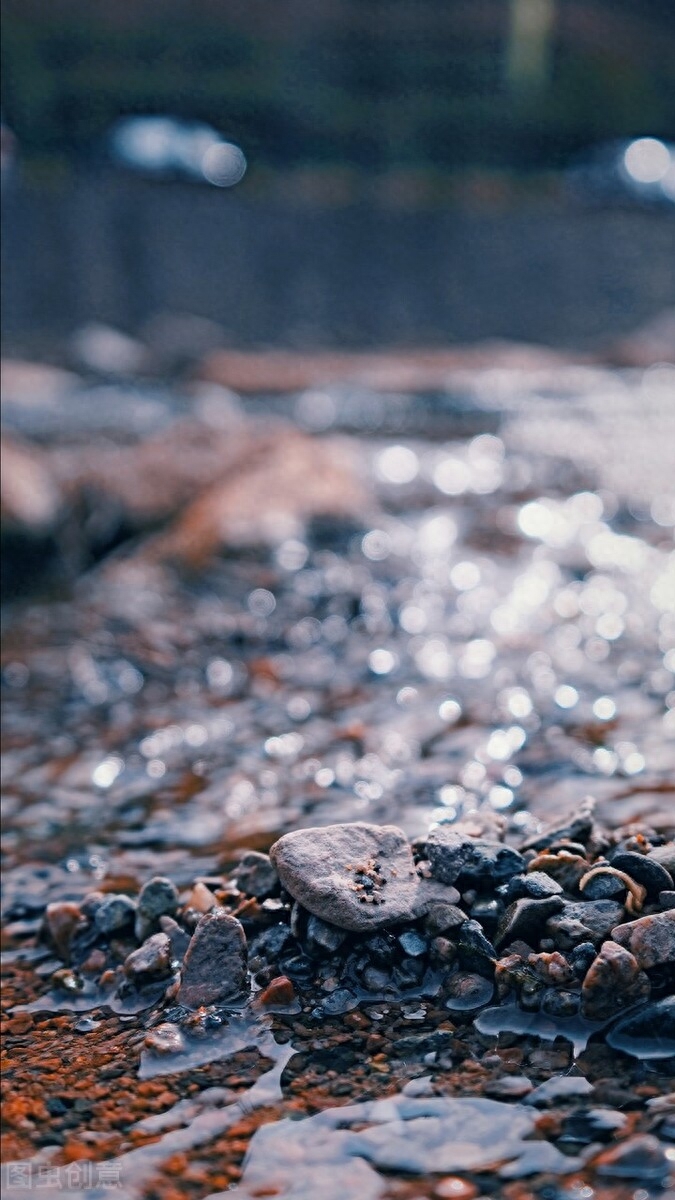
[269,822,451,932]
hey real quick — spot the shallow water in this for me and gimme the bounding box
[2,360,674,1198]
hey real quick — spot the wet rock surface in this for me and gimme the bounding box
[2,357,675,1199]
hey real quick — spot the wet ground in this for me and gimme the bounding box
[2,355,675,1198]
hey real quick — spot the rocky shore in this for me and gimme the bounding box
[36,809,674,1061]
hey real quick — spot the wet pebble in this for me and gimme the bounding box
[94,893,136,934]
[124,932,173,982]
[426,828,524,888]
[398,930,428,958]
[501,871,563,901]
[609,849,674,895]
[610,909,675,969]
[320,987,358,1014]
[546,899,625,949]
[457,919,496,978]
[234,850,279,898]
[177,909,247,1007]
[144,1022,186,1056]
[444,972,494,1013]
[305,913,347,956]
[255,975,296,1009]
[135,876,179,940]
[43,901,82,961]
[495,895,563,951]
[581,939,650,1020]
[593,1133,671,1182]
[424,901,466,935]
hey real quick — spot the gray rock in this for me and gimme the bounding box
[647,841,675,876]
[423,901,466,935]
[502,871,563,901]
[541,988,579,1017]
[135,876,179,940]
[594,1133,671,1182]
[158,915,191,961]
[606,996,675,1059]
[124,933,173,983]
[305,914,347,957]
[519,798,595,852]
[495,896,563,951]
[659,890,675,910]
[457,918,496,978]
[234,850,279,898]
[94,893,136,934]
[581,940,650,1020]
[444,972,494,1013]
[398,930,427,958]
[524,1075,593,1106]
[546,900,625,949]
[269,822,452,933]
[426,828,524,887]
[177,908,248,1007]
[610,910,675,969]
[580,872,626,901]
[610,850,673,895]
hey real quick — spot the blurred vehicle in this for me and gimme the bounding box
[105,115,247,187]
[565,136,675,208]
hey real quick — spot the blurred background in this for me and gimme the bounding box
[2,0,675,350]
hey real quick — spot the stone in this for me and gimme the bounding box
[43,901,82,962]
[484,1076,533,1099]
[177,909,247,1007]
[546,900,626,949]
[541,988,579,1017]
[593,1134,670,1182]
[569,941,597,979]
[124,933,173,983]
[607,996,675,1059]
[144,1022,186,1056]
[398,930,428,958]
[469,898,501,937]
[424,901,466,935]
[158,915,191,961]
[426,828,524,888]
[581,940,651,1020]
[269,822,452,933]
[135,876,179,940]
[501,872,563,902]
[235,850,279,898]
[305,914,348,957]
[659,890,675,910]
[457,919,496,978]
[444,972,494,1013]
[579,872,626,901]
[94,894,136,934]
[609,850,673,895]
[256,976,296,1009]
[610,910,675,969]
[524,1075,593,1106]
[495,896,563,951]
[647,841,675,876]
[520,799,595,852]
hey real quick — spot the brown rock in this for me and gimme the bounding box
[581,940,651,1020]
[610,911,675,969]
[124,933,173,983]
[177,909,247,1008]
[43,902,83,963]
[256,976,296,1009]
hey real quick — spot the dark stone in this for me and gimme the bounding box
[541,988,580,1017]
[158,915,191,961]
[253,923,294,961]
[580,873,626,901]
[94,894,136,934]
[364,933,397,964]
[606,995,675,1059]
[546,900,625,949]
[561,1108,627,1144]
[609,850,674,896]
[457,919,496,978]
[177,908,247,1007]
[444,971,494,1013]
[495,896,564,951]
[659,890,675,910]
[305,913,347,957]
[124,933,173,983]
[423,901,466,935]
[235,850,279,899]
[426,828,524,888]
[470,898,502,938]
[135,877,179,939]
[398,930,427,958]
[519,800,595,852]
[594,1134,670,1182]
[320,988,358,1015]
[569,941,597,979]
[502,872,563,902]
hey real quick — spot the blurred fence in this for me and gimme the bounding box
[2,173,675,347]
